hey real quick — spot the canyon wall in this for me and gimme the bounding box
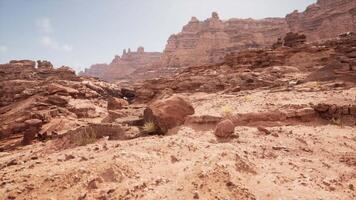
[83,0,356,81]
[81,63,109,78]
[80,47,162,82]
[160,12,289,68]
[161,0,356,68]
[286,0,356,41]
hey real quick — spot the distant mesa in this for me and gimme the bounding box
[80,46,162,82]
[82,0,356,82]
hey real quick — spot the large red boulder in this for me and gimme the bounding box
[143,95,194,134]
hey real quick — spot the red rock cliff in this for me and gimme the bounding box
[286,0,356,41]
[161,12,288,68]
[80,47,162,82]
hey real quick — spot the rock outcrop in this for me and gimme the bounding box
[161,0,355,69]
[134,32,356,103]
[0,60,128,145]
[160,13,288,68]
[80,47,162,82]
[286,0,356,41]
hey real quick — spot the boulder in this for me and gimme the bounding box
[107,97,129,110]
[215,119,235,138]
[143,95,194,134]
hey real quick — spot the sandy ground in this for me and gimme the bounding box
[0,85,355,200]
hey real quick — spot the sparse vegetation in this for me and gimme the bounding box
[73,129,97,146]
[143,121,157,134]
[243,95,252,102]
[331,117,343,127]
[221,105,234,118]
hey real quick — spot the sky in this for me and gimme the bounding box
[0,0,316,72]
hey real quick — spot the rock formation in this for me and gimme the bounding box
[80,63,109,79]
[160,13,288,68]
[0,60,138,145]
[134,32,356,102]
[161,0,356,69]
[80,47,162,82]
[82,0,355,82]
[286,0,356,41]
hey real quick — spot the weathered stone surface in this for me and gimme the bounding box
[314,103,356,119]
[46,95,69,106]
[215,119,235,138]
[161,12,288,69]
[286,0,356,41]
[0,60,127,145]
[107,97,129,110]
[143,95,194,134]
[22,119,43,145]
[283,32,307,47]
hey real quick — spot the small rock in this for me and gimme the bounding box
[65,154,75,161]
[193,190,199,199]
[7,159,18,166]
[257,127,271,135]
[87,179,99,190]
[215,119,235,138]
[170,155,179,163]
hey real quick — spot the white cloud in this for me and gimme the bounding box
[37,18,53,34]
[0,45,8,53]
[40,36,73,52]
[62,44,73,52]
[37,17,73,52]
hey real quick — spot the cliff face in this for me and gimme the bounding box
[83,0,356,81]
[161,13,288,68]
[80,63,109,78]
[286,0,356,41]
[161,0,356,68]
[80,47,162,82]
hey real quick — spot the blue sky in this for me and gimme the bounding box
[0,0,316,71]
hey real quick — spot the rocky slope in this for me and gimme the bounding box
[134,32,356,103]
[80,47,162,82]
[0,60,143,150]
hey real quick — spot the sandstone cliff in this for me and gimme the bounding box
[161,12,288,68]
[286,0,356,41]
[83,0,356,81]
[80,47,162,82]
[161,0,356,68]
[80,63,109,79]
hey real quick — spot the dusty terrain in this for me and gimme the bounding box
[0,80,355,200]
